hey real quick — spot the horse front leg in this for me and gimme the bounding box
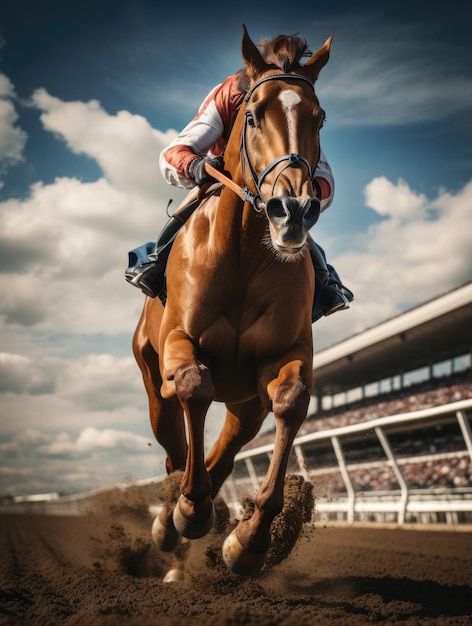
[161,328,216,539]
[223,353,312,576]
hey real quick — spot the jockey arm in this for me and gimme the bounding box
[159,73,334,211]
[159,74,242,189]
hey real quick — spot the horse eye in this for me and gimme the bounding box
[246,113,256,128]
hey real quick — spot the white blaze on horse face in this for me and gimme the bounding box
[278,90,301,152]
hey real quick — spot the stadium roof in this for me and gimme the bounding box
[312,282,472,396]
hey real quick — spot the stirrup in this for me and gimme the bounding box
[323,284,353,316]
[125,262,165,300]
[312,283,354,323]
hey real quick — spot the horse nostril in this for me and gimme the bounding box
[303,198,321,230]
[267,197,320,230]
[266,198,288,221]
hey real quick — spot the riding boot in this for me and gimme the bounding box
[309,240,354,323]
[125,188,202,301]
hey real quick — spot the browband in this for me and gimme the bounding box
[244,73,314,102]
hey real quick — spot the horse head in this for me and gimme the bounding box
[230,26,332,259]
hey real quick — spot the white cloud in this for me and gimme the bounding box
[0,429,50,457]
[0,75,27,173]
[0,353,55,394]
[77,426,149,450]
[0,351,147,431]
[0,466,34,477]
[0,427,162,495]
[364,176,427,220]
[36,427,152,456]
[32,88,179,197]
[0,176,158,335]
[0,73,15,98]
[359,178,472,298]
[315,177,472,349]
[58,354,144,411]
[0,90,187,337]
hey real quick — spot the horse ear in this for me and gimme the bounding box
[241,24,269,75]
[304,35,333,82]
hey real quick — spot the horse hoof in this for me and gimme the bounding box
[162,568,185,583]
[151,514,180,552]
[222,529,268,576]
[173,497,215,539]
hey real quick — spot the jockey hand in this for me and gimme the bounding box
[190,156,224,185]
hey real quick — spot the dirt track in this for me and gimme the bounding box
[1,486,471,625]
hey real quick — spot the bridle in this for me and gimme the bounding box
[205,73,318,211]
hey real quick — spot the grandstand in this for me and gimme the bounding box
[222,282,472,525]
[311,280,472,407]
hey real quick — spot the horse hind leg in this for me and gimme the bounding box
[150,471,195,584]
[162,537,190,583]
[146,397,187,554]
[205,398,268,498]
[133,323,187,554]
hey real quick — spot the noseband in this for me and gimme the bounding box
[240,73,317,210]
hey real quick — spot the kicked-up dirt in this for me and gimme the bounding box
[0,478,471,625]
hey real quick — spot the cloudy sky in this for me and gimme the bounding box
[1,1,471,497]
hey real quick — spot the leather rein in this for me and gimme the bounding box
[205,73,316,211]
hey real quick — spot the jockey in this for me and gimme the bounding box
[126,39,353,322]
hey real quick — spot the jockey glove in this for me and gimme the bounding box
[190,156,224,185]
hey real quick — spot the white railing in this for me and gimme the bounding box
[3,399,471,525]
[220,399,472,525]
[0,475,166,516]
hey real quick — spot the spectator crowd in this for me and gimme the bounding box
[240,371,472,495]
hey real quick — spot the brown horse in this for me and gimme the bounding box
[133,26,332,577]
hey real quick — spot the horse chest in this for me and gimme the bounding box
[198,306,303,366]
[196,263,309,353]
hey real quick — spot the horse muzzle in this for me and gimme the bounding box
[266,196,320,255]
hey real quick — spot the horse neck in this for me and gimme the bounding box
[213,111,273,263]
[213,184,264,241]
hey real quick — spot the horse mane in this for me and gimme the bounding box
[238,33,312,92]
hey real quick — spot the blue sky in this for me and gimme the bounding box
[1,0,471,496]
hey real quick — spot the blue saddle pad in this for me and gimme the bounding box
[127,241,155,268]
